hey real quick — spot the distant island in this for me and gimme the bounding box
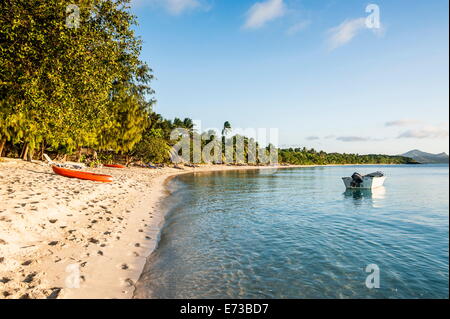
[400,150,449,164]
[279,148,417,165]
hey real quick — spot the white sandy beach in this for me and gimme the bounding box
[0,158,391,299]
[1,158,309,299]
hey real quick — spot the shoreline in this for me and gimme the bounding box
[0,159,406,299]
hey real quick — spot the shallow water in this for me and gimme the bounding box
[135,164,449,299]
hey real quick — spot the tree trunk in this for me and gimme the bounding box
[0,137,6,157]
[21,143,29,160]
[27,148,34,162]
[126,155,133,166]
[76,146,82,162]
[19,144,25,158]
[39,142,45,161]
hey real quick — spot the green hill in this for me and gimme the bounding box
[401,150,449,164]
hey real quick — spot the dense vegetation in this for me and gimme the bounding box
[0,1,417,166]
[278,148,417,165]
[0,0,155,161]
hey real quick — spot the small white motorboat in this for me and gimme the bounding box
[342,171,386,189]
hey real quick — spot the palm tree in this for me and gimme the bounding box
[222,121,232,137]
[182,118,194,135]
[221,121,232,162]
[148,112,162,130]
[173,117,183,128]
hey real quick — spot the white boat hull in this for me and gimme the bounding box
[342,176,386,189]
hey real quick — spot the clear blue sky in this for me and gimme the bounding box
[131,0,449,155]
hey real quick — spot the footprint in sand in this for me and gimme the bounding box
[124,278,134,286]
[23,273,36,283]
[47,288,62,299]
[88,238,99,244]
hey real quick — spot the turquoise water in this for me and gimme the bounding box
[135,165,449,299]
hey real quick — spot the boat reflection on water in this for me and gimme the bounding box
[343,187,386,207]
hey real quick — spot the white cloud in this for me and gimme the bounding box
[132,0,202,15]
[165,0,200,15]
[286,20,311,35]
[337,136,371,142]
[336,136,385,142]
[385,119,422,127]
[326,15,386,51]
[327,18,366,50]
[244,0,286,29]
[398,126,449,139]
[306,136,320,141]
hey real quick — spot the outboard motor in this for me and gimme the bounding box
[351,172,364,187]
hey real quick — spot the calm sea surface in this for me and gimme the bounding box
[135,164,449,299]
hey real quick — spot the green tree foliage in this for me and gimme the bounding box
[132,136,170,163]
[222,121,231,137]
[278,148,417,165]
[98,63,155,153]
[0,0,154,159]
[0,2,419,166]
[129,113,195,163]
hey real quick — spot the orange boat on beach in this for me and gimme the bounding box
[104,164,126,169]
[52,165,113,183]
